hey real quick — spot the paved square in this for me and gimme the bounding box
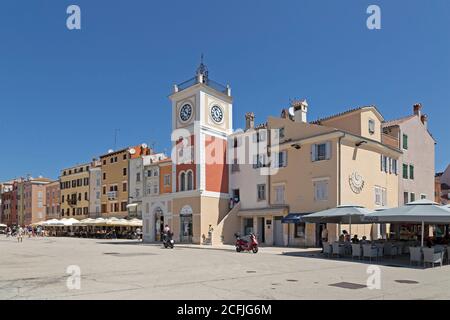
[1,236,450,300]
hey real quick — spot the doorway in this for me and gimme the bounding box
[243,218,254,236]
[232,189,240,203]
[316,223,326,248]
[273,217,283,246]
[258,217,265,243]
[180,214,193,243]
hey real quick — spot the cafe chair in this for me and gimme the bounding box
[332,242,344,258]
[423,247,444,268]
[363,244,378,262]
[409,247,422,266]
[351,244,362,260]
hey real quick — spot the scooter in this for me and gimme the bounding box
[163,232,174,249]
[235,233,258,253]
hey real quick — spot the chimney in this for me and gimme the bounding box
[292,99,308,123]
[413,103,422,118]
[245,112,255,130]
[421,114,428,129]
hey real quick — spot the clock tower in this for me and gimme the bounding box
[169,59,233,244]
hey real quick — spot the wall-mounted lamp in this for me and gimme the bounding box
[356,141,367,147]
[291,143,301,150]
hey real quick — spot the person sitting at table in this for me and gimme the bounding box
[426,237,434,248]
[342,230,350,242]
[338,233,345,242]
[361,236,368,244]
[351,234,359,243]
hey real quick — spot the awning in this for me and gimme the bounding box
[126,203,138,209]
[238,207,288,217]
[282,213,307,224]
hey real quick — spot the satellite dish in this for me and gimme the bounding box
[141,143,148,149]
[129,148,136,155]
[108,149,114,154]
[288,107,295,117]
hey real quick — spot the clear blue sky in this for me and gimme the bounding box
[0,0,449,181]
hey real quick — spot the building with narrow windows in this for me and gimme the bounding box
[382,103,435,205]
[45,180,60,220]
[99,145,151,218]
[60,163,91,219]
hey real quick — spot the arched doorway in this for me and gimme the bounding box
[180,205,193,243]
[154,207,164,241]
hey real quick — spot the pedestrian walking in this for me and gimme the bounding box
[17,226,24,243]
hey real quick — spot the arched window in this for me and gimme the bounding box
[187,171,193,191]
[180,172,186,191]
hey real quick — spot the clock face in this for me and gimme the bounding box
[179,104,192,122]
[210,105,224,123]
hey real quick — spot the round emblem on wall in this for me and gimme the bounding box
[179,103,193,122]
[210,105,224,123]
[349,172,365,194]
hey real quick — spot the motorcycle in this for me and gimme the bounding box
[163,232,174,249]
[235,233,258,253]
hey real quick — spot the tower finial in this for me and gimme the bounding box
[196,54,208,82]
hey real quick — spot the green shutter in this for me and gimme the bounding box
[403,164,408,179]
[409,165,414,180]
[403,134,408,149]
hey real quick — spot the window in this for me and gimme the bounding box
[153,184,158,194]
[103,173,106,180]
[402,134,408,150]
[392,159,398,175]
[274,185,285,204]
[154,170,159,177]
[164,174,171,186]
[257,184,266,201]
[62,195,65,203]
[380,155,388,173]
[279,127,285,139]
[123,168,127,176]
[374,186,387,206]
[83,207,88,215]
[121,201,127,212]
[103,160,106,165]
[103,186,106,195]
[253,154,267,169]
[78,193,81,201]
[402,164,408,179]
[421,194,427,200]
[96,191,100,200]
[135,189,140,198]
[123,154,127,160]
[314,180,328,201]
[295,223,306,238]
[123,182,127,192]
[312,142,331,162]
[84,192,88,201]
[277,151,288,168]
[101,204,107,213]
[409,165,414,180]
[368,119,375,134]
[410,193,416,202]
[187,171,193,190]
[136,173,141,182]
[404,192,409,204]
[180,172,186,192]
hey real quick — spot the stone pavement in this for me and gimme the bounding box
[1,236,450,300]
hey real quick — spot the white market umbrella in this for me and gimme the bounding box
[0,223,7,228]
[302,205,373,239]
[43,219,64,226]
[366,200,450,247]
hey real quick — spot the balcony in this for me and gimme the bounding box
[175,77,229,95]
[381,133,399,149]
[107,191,117,200]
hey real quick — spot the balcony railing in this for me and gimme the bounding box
[176,77,229,95]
